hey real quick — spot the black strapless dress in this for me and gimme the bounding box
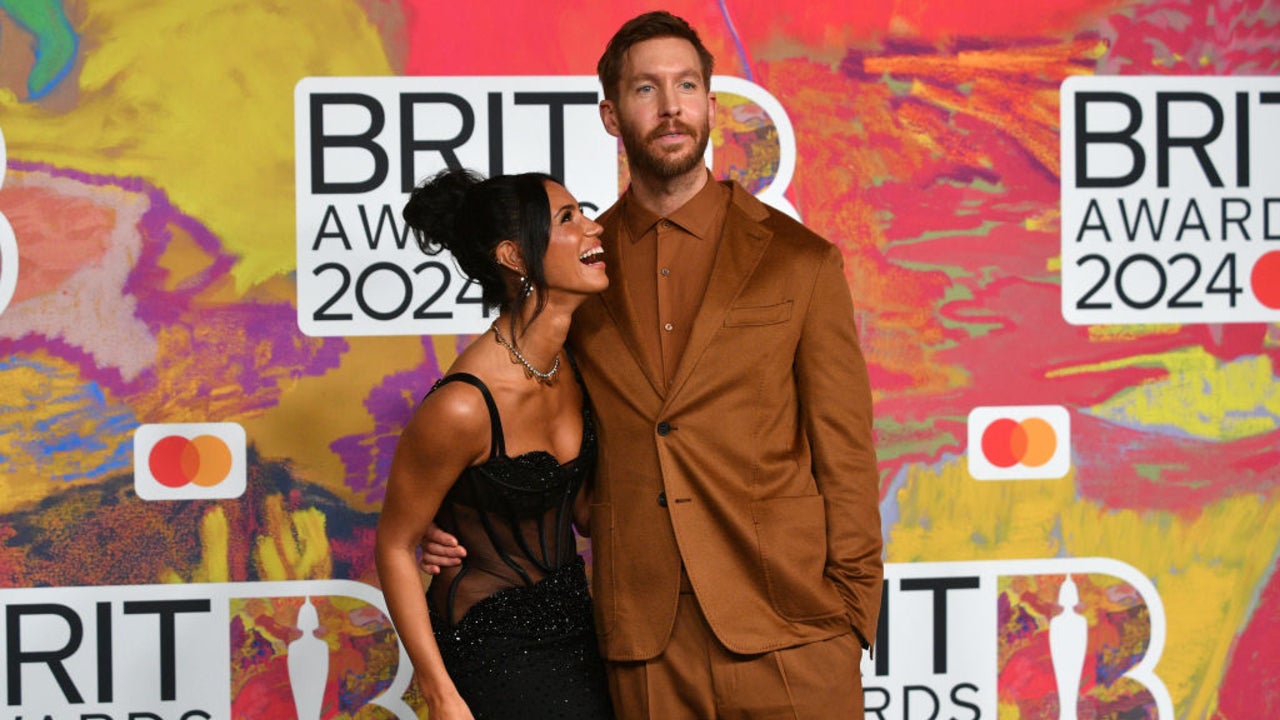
[425,372,613,720]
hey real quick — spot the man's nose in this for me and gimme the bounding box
[658,86,680,116]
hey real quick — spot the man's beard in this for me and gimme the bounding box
[620,119,711,180]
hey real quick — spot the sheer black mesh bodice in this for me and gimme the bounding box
[421,372,613,720]
[426,372,595,627]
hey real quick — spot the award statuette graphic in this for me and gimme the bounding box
[228,583,415,718]
[1049,575,1088,720]
[287,597,330,720]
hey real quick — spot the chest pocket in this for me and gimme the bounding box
[724,300,792,327]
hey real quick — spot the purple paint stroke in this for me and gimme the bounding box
[330,336,443,504]
[3,160,347,403]
[716,0,754,82]
[126,210,240,329]
[172,301,348,415]
[2,333,132,392]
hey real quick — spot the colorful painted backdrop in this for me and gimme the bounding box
[1,1,1277,718]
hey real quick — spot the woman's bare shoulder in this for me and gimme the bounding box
[401,375,494,461]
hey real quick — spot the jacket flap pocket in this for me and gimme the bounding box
[724,300,792,327]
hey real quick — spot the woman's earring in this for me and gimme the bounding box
[520,275,533,298]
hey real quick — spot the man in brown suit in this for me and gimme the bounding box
[423,11,882,718]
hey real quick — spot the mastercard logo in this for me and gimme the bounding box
[967,406,1071,480]
[134,422,247,500]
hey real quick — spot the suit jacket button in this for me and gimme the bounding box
[657,421,671,436]
[657,492,668,507]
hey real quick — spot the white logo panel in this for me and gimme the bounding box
[133,422,248,500]
[967,405,1071,480]
[1061,75,1280,325]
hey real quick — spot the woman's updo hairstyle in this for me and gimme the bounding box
[402,167,556,314]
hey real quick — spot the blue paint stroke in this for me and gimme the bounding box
[1,356,137,482]
[716,0,754,82]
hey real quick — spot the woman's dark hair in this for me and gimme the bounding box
[402,167,557,317]
[597,10,715,102]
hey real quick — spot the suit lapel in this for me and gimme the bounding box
[596,203,666,397]
[665,185,773,402]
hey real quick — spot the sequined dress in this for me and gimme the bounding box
[426,373,614,719]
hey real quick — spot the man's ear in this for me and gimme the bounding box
[494,240,525,276]
[599,99,621,139]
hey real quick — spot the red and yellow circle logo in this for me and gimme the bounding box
[980,417,1058,468]
[133,422,246,501]
[147,434,234,488]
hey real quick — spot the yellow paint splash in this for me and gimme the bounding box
[255,494,333,580]
[161,505,231,583]
[197,505,231,582]
[431,333,462,372]
[1,0,395,291]
[998,700,1023,719]
[244,334,427,510]
[1085,324,1182,342]
[1052,348,1280,441]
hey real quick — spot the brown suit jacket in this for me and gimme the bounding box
[570,180,883,661]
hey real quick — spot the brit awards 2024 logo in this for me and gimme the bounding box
[862,559,1173,720]
[1060,75,1280,325]
[0,581,416,720]
[967,406,1071,481]
[133,423,247,501]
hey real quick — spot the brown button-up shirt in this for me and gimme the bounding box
[619,174,731,387]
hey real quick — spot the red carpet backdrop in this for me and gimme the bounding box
[1,1,1277,718]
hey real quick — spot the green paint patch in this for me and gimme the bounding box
[1133,463,1190,483]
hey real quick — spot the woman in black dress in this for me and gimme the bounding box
[375,168,613,719]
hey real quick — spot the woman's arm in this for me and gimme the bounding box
[375,385,488,718]
[418,525,466,574]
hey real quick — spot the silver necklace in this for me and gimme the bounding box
[491,323,560,384]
